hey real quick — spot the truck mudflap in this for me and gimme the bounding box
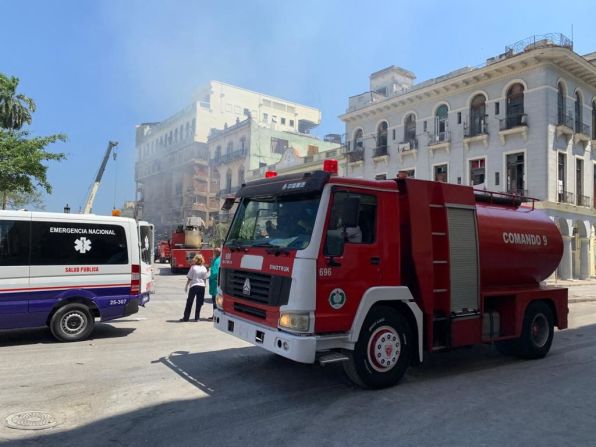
[214,310,317,363]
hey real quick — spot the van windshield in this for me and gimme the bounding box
[225,194,320,250]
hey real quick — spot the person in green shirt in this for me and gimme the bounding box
[208,248,221,321]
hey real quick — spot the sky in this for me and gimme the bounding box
[2,0,596,215]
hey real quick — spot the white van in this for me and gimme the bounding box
[0,210,154,341]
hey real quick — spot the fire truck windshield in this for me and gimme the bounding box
[225,194,321,250]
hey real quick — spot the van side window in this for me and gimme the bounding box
[30,222,128,265]
[0,220,30,266]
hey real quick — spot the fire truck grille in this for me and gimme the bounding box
[221,269,291,306]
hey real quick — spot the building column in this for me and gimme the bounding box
[580,237,590,280]
[559,235,573,280]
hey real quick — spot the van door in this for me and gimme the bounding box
[0,216,31,329]
[138,222,154,301]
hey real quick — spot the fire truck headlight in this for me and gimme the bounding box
[215,287,224,309]
[278,312,310,332]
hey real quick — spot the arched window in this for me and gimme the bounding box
[557,82,566,124]
[575,91,583,133]
[435,104,449,140]
[376,121,388,150]
[215,145,221,162]
[470,95,486,136]
[506,83,525,128]
[404,114,416,144]
[238,166,245,186]
[226,141,233,155]
[240,136,246,152]
[211,169,221,193]
[226,169,232,193]
[353,129,363,151]
[174,128,178,143]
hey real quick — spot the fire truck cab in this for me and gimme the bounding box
[214,165,568,388]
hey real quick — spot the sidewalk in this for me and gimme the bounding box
[544,278,596,303]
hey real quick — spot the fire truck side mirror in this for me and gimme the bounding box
[324,230,344,258]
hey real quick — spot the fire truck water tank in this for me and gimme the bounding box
[476,204,563,287]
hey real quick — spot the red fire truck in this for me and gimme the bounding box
[213,161,568,388]
[156,240,171,263]
[169,218,214,274]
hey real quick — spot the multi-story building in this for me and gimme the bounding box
[341,34,596,279]
[207,117,342,223]
[135,81,322,239]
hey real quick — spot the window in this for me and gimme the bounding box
[215,145,221,161]
[270,137,288,154]
[557,82,567,124]
[404,114,416,144]
[376,121,388,150]
[307,145,319,156]
[423,121,427,132]
[457,112,462,124]
[240,137,246,151]
[271,115,278,123]
[226,169,232,193]
[262,113,268,122]
[434,164,448,182]
[392,128,396,140]
[434,105,448,139]
[558,153,566,202]
[495,101,500,115]
[238,166,245,186]
[469,94,487,136]
[289,119,294,127]
[400,169,415,178]
[469,159,486,186]
[354,129,363,151]
[495,172,500,186]
[281,117,286,125]
[30,222,128,265]
[234,106,241,114]
[226,142,233,155]
[226,103,233,112]
[375,174,387,180]
[0,220,30,266]
[506,152,525,194]
[506,83,525,128]
[576,158,584,205]
[324,192,377,255]
[575,91,583,133]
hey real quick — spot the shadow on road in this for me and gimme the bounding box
[0,323,136,347]
[4,324,596,446]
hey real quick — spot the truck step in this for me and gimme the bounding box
[318,352,350,366]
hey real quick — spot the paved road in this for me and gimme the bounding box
[1,266,595,446]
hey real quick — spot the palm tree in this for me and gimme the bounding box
[0,73,36,130]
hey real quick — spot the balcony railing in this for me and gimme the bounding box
[575,122,590,136]
[505,33,573,55]
[464,124,488,138]
[500,113,528,130]
[577,194,591,207]
[558,191,575,204]
[345,148,364,163]
[398,139,418,151]
[506,187,528,196]
[557,109,574,128]
[427,131,450,145]
[373,145,388,157]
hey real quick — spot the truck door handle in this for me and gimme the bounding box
[370,257,380,265]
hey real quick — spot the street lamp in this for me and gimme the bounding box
[64,204,70,213]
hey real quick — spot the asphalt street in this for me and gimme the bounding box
[1,265,595,446]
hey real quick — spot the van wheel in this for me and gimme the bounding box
[50,304,95,342]
[513,301,554,359]
[343,306,412,389]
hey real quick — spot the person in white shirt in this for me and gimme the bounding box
[180,254,208,322]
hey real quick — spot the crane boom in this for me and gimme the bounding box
[83,141,118,214]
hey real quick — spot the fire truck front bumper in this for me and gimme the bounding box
[214,310,317,364]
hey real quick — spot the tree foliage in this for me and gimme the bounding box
[0,73,66,209]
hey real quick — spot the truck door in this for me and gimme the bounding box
[315,189,381,333]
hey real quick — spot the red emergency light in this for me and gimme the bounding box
[265,170,278,178]
[323,159,338,175]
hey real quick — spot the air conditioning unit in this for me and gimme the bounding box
[398,142,411,152]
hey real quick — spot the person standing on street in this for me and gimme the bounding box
[208,248,221,321]
[180,254,208,322]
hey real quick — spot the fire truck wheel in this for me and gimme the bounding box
[515,301,554,359]
[50,303,95,342]
[343,306,412,389]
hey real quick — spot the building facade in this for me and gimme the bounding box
[207,117,342,223]
[135,81,322,239]
[341,34,596,279]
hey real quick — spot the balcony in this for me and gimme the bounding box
[499,113,528,144]
[427,131,450,152]
[577,194,591,207]
[373,145,388,158]
[344,145,364,164]
[558,191,575,205]
[556,111,574,138]
[219,148,247,164]
[575,122,591,145]
[398,139,418,161]
[463,124,488,150]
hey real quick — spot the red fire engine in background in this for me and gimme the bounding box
[168,217,214,274]
[213,160,568,388]
[156,240,171,263]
